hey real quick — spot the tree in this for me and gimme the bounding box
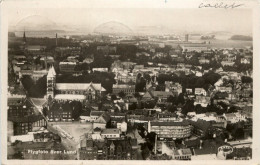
[21,75,34,92]
[111,94,117,101]
[241,76,252,84]
[142,145,151,160]
[70,101,83,120]
[167,104,177,113]
[118,91,126,98]
[177,93,185,105]
[182,99,194,115]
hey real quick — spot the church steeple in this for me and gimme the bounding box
[47,66,56,99]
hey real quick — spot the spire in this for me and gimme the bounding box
[47,65,56,78]
[23,30,26,43]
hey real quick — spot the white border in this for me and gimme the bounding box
[1,0,260,165]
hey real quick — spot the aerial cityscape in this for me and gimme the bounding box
[7,9,253,160]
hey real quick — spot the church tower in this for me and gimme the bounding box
[47,66,56,99]
[22,30,27,51]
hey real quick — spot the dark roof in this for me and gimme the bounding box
[8,114,45,123]
[184,138,200,148]
[150,120,190,126]
[93,127,102,132]
[90,111,103,116]
[100,113,111,122]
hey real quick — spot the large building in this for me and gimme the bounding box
[47,66,106,102]
[112,84,135,95]
[147,121,192,140]
[79,137,138,160]
[8,115,47,135]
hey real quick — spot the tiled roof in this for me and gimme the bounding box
[56,83,105,91]
[8,114,45,123]
[101,128,120,134]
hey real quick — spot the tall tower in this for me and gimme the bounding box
[56,33,58,47]
[47,66,56,99]
[185,34,189,42]
[22,30,27,51]
[23,30,26,44]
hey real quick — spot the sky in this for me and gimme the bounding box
[8,8,252,35]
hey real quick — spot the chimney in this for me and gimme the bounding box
[56,33,58,46]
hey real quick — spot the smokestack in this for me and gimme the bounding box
[185,34,189,42]
[56,33,58,46]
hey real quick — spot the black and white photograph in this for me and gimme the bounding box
[1,0,260,164]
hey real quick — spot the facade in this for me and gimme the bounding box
[47,102,73,122]
[79,137,138,160]
[112,84,135,95]
[147,121,192,139]
[9,115,47,135]
[59,62,77,73]
[165,81,182,96]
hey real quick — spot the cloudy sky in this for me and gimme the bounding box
[8,8,252,35]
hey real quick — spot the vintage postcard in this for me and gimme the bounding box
[1,0,260,164]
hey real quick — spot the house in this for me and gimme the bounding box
[101,128,121,139]
[47,102,73,122]
[194,96,211,107]
[194,88,207,96]
[112,84,135,95]
[223,113,237,123]
[173,148,192,160]
[93,112,111,129]
[165,81,182,96]
[215,86,232,93]
[92,68,108,72]
[240,58,251,64]
[83,56,94,64]
[79,137,138,160]
[150,91,174,102]
[9,114,47,135]
[59,62,77,73]
[221,61,235,66]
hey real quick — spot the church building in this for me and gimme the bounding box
[47,66,106,103]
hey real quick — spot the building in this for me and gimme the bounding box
[150,91,174,102]
[194,88,207,96]
[47,66,106,101]
[8,115,47,135]
[47,102,73,122]
[173,148,192,160]
[194,96,211,107]
[93,68,108,72]
[112,84,135,95]
[165,81,182,96]
[78,137,138,160]
[59,62,77,73]
[101,128,121,139]
[147,121,192,140]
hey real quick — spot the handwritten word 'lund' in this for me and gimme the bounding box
[199,2,244,9]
